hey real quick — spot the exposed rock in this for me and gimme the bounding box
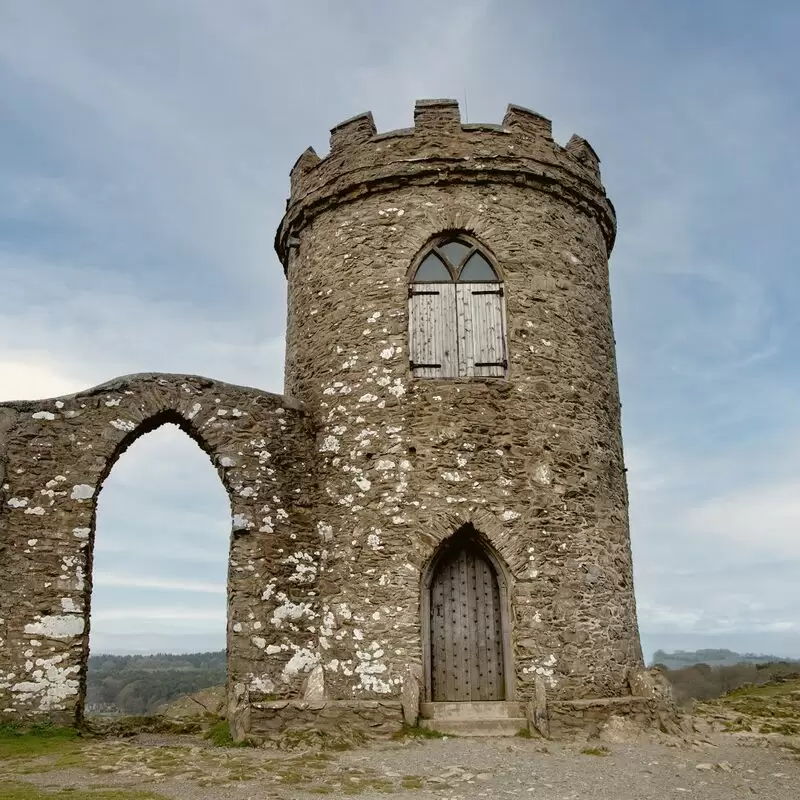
[400,664,422,727]
[527,675,550,738]
[303,664,326,704]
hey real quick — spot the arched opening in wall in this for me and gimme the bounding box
[84,418,231,719]
[422,524,512,702]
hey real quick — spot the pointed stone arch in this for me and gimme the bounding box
[420,520,515,702]
[0,372,317,723]
[80,408,234,720]
[419,506,530,580]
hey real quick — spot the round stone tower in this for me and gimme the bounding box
[275,99,642,707]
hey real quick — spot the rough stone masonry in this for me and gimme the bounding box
[0,100,649,738]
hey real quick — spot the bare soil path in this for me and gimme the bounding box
[2,728,798,800]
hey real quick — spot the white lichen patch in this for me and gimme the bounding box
[534,464,552,485]
[320,435,340,453]
[24,614,84,639]
[7,497,28,508]
[387,379,405,398]
[32,411,56,420]
[502,509,521,521]
[354,476,371,492]
[70,484,95,501]
[281,647,318,680]
[282,552,317,583]
[232,513,254,531]
[11,653,80,711]
[271,598,315,629]
[110,419,136,432]
[249,674,275,694]
[187,402,202,419]
[24,506,45,516]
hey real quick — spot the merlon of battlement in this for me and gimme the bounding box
[330,111,377,150]
[413,98,462,132]
[503,104,553,140]
[565,134,601,173]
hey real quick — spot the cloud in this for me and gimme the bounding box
[92,607,224,623]
[0,359,87,402]
[93,572,225,595]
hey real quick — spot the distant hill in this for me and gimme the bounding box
[651,648,800,670]
[86,650,225,716]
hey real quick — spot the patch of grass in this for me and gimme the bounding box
[401,775,425,788]
[202,719,256,748]
[581,745,611,757]
[390,724,446,740]
[516,726,533,738]
[0,722,81,761]
[0,783,165,800]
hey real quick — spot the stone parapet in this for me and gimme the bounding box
[276,99,616,267]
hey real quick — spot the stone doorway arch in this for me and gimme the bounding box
[421,524,514,702]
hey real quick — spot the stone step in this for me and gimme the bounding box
[420,701,525,720]
[419,716,528,737]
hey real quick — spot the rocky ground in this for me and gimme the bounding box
[2,682,799,800]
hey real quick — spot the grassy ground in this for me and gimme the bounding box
[694,677,800,740]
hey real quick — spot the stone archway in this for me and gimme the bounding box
[421,524,514,703]
[0,372,317,724]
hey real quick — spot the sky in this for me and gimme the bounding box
[1,1,799,662]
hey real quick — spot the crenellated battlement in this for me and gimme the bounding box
[277,99,615,266]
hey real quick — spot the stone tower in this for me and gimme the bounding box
[275,99,642,706]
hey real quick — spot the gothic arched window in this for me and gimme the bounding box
[408,236,507,378]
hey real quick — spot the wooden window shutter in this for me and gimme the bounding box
[408,284,458,378]
[456,283,507,377]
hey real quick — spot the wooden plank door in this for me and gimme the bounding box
[430,540,505,701]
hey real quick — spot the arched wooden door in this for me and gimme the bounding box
[429,536,505,701]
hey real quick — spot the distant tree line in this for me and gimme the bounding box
[652,648,800,670]
[655,659,800,707]
[86,651,225,715]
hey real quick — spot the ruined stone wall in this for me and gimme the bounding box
[0,373,317,723]
[277,100,642,703]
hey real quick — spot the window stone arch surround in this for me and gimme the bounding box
[407,231,505,284]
